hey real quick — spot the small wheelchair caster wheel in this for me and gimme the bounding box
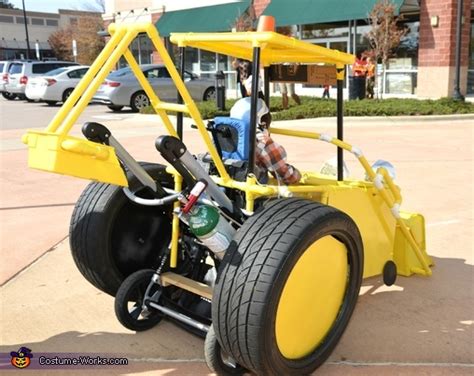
[115,269,164,331]
[383,261,397,286]
[204,325,247,375]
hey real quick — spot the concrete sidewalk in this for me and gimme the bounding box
[1,111,473,374]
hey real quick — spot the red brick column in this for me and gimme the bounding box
[418,0,472,98]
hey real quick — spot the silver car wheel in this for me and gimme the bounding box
[134,93,150,110]
[203,87,216,101]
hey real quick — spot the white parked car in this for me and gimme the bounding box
[1,61,17,100]
[5,60,79,100]
[25,65,89,105]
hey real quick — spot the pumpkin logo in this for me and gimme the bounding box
[10,347,33,369]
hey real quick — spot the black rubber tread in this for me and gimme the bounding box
[69,163,173,296]
[62,88,73,103]
[107,105,124,112]
[45,101,57,106]
[204,325,246,375]
[115,269,164,331]
[2,92,17,100]
[212,198,364,375]
[203,86,216,101]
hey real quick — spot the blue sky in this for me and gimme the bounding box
[9,0,101,13]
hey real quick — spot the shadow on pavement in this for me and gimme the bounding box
[0,327,208,375]
[335,256,473,363]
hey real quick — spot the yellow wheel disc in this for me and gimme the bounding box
[275,235,348,359]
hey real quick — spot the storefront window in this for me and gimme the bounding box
[184,47,199,72]
[301,22,349,39]
[218,54,229,71]
[389,21,419,69]
[200,50,217,72]
[119,35,153,67]
[385,72,417,95]
[183,48,236,91]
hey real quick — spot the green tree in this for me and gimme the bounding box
[0,0,17,9]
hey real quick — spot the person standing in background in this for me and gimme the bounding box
[352,52,367,77]
[277,27,301,109]
[243,71,265,100]
[232,58,252,98]
[279,80,301,109]
[322,84,330,99]
[366,57,375,99]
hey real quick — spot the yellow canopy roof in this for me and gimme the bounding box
[169,31,355,66]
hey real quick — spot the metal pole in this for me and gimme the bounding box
[348,20,353,54]
[336,69,344,181]
[247,47,261,177]
[453,0,464,101]
[177,46,185,139]
[21,0,31,59]
[263,66,270,107]
[353,20,357,56]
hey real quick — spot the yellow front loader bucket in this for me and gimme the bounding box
[22,130,127,186]
[394,211,433,276]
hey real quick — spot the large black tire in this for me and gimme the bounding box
[212,198,364,375]
[2,92,17,100]
[204,325,247,375]
[107,105,124,112]
[69,163,174,296]
[62,88,74,103]
[115,269,164,331]
[203,87,216,101]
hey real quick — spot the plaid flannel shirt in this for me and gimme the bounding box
[255,129,301,184]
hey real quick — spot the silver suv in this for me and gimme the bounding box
[0,61,16,100]
[5,60,79,100]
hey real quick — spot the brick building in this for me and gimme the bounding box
[0,8,102,60]
[103,0,473,98]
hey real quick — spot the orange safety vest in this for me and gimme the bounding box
[352,58,367,77]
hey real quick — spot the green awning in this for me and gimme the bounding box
[156,1,251,37]
[263,0,404,26]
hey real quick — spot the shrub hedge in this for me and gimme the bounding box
[140,96,474,120]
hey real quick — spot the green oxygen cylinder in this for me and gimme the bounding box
[188,204,236,259]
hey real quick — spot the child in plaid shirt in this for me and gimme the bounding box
[230,98,301,184]
[255,123,301,184]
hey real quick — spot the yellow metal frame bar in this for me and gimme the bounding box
[170,31,355,66]
[264,126,431,276]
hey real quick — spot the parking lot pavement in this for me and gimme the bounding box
[0,99,473,374]
[0,99,151,285]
